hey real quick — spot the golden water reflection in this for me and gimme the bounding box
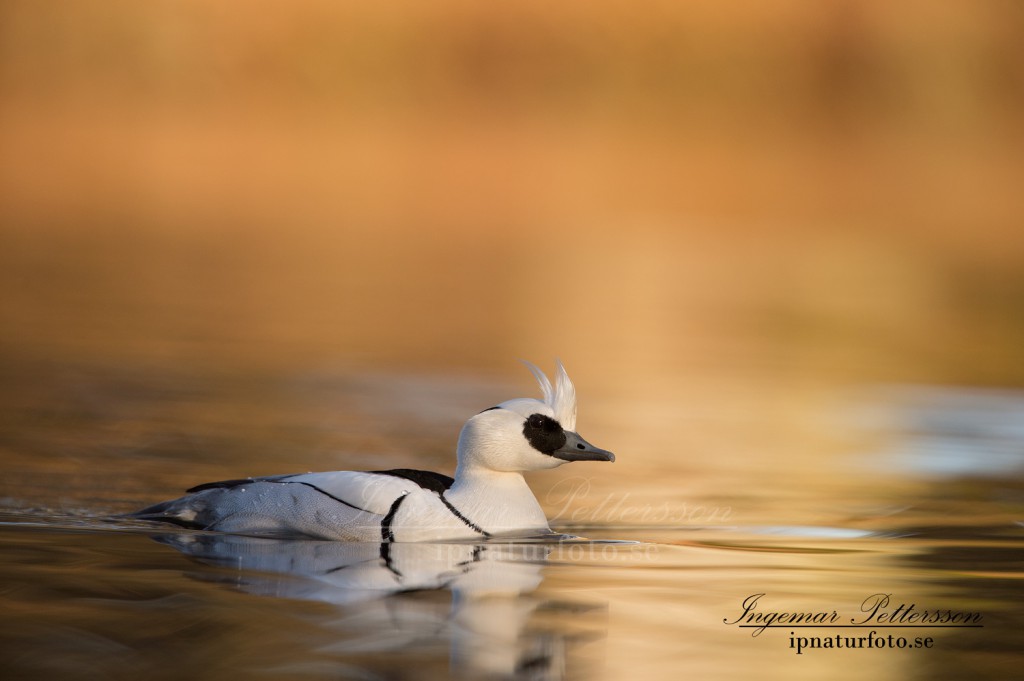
[1,2,1022,679]
[0,519,1019,680]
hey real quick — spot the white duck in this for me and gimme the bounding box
[133,361,615,541]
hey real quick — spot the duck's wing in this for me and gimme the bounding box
[132,469,455,540]
[275,470,452,516]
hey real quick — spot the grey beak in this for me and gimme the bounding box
[552,431,616,463]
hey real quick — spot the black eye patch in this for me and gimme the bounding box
[523,413,567,455]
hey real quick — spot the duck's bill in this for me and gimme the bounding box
[552,431,616,463]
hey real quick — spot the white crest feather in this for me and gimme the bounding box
[521,359,577,431]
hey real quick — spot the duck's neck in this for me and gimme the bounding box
[448,464,551,534]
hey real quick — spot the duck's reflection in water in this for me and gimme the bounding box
[154,533,605,678]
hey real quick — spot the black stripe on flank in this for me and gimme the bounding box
[439,494,491,538]
[185,476,370,514]
[381,494,407,543]
[375,469,489,538]
[184,475,368,512]
[380,542,401,578]
[277,480,370,513]
[371,469,454,495]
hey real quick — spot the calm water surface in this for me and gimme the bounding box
[1,364,1021,680]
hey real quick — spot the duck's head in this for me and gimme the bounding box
[456,361,615,474]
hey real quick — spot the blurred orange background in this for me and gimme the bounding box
[2,0,1023,387]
